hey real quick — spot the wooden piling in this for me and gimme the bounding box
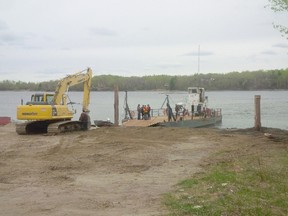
[254,95,261,131]
[114,85,119,126]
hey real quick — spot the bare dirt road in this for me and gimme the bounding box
[0,124,285,216]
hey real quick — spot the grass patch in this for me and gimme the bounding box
[163,132,288,216]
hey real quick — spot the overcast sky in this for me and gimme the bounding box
[0,0,287,82]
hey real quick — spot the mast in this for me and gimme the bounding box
[198,45,200,73]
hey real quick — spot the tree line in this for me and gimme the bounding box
[0,69,288,91]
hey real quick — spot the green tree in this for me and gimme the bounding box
[169,76,177,90]
[267,0,288,39]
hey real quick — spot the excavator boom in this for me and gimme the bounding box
[53,68,92,111]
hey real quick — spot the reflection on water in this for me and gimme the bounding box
[0,90,287,130]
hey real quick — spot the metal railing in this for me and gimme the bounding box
[127,107,222,120]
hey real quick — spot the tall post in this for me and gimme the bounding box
[254,95,261,131]
[114,85,119,126]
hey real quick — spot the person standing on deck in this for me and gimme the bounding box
[137,104,141,120]
[143,105,148,120]
[147,104,151,119]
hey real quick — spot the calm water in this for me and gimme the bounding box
[0,90,287,130]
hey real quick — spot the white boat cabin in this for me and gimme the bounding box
[187,87,206,104]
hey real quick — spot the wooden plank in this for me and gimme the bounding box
[122,116,167,127]
[122,115,212,127]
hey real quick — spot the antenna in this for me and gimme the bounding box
[198,45,200,73]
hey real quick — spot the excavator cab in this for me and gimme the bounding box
[26,93,54,105]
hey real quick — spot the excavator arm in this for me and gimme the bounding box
[53,68,92,111]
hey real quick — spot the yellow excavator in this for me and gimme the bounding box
[16,68,92,135]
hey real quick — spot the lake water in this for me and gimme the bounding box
[0,90,287,130]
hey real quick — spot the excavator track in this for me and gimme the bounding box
[47,120,82,135]
[16,122,30,135]
[16,120,83,135]
[16,121,51,135]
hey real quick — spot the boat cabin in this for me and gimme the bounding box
[187,87,206,105]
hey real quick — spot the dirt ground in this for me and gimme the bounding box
[0,124,287,216]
